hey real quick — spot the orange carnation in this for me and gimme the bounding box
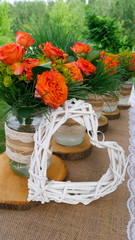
[70,42,91,54]
[0,43,25,65]
[23,58,40,80]
[39,42,64,59]
[15,31,35,47]
[35,71,68,109]
[65,62,83,82]
[103,56,118,74]
[76,59,96,76]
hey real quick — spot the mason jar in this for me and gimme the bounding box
[5,109,51,177]
[103,96,118,113]
[88,94,104,119]
[118,79,133,105]
[53,118,86,147]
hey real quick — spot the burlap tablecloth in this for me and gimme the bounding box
[0,109,130,240]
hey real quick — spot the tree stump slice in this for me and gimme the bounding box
[102,108,120,120]
[118,102,131,110]
[98,115,109,132]
[0,153,67,210]
[53,133,92,160]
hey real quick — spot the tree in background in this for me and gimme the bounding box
[19,0,87,50]
[86,0,135,49]
[8,0,47,33]
[110,0,135,48]
[5,0,134,50]
[85,12,131,53]
[0,0,13,46]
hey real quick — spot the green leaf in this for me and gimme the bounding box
[39,62,52,68]
[85,50,100,62]
[32,65,51,75]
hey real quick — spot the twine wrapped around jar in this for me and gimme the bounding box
[5,109,52,177]
[118,80,133,105]
[87,94,104,119]
[5,123,34,164]
[103,95,118,113]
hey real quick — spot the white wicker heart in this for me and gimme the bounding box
[28,99,128,205]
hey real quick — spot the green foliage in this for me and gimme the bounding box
[86,0,135,49]
[0,1,14,45]
[85,13,127,53]
[110,0,135,48]
[8,0,47,33]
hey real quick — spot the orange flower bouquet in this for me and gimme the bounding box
[69,42,121,98]
[99,50,134,106]
[0,33,89,119]
[0,32,89,177]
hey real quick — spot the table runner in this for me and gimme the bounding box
[127,88,135,240]
[0,109,130,240]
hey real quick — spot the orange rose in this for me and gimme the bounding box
[23,58,40,80]
[35,71,68,109]
[65,62,83,82]
[76,59,96,76]
[39,42,64,59]
[103,56,118,74]
[70,42,91,54]
[0,43,25,65]
[15,31,35,47]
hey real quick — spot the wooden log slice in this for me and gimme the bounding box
[53,133,92,160]
[98,115,109,132]
[118,102,131,110]
[0,153,67,210]
[102,108,120,120]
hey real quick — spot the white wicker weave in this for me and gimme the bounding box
[28,99,128,205]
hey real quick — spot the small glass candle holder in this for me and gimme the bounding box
[103,96,118,113]
[88,94,104,119]
[54,118,86,147]
[118,80,133,105]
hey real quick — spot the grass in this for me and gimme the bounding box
[0,101,8,153]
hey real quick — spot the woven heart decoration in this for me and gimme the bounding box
[28,99,128,205]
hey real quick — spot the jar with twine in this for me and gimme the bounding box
[5,108,52,177]
[87,94,104,119]
[103,93,119,113]
[118,79,133,105]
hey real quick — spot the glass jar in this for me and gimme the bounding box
[118,80,133,105]
[103,96,118,113]
[53,118,86,147]
[88,94,104,119]
[5,109,51,177]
